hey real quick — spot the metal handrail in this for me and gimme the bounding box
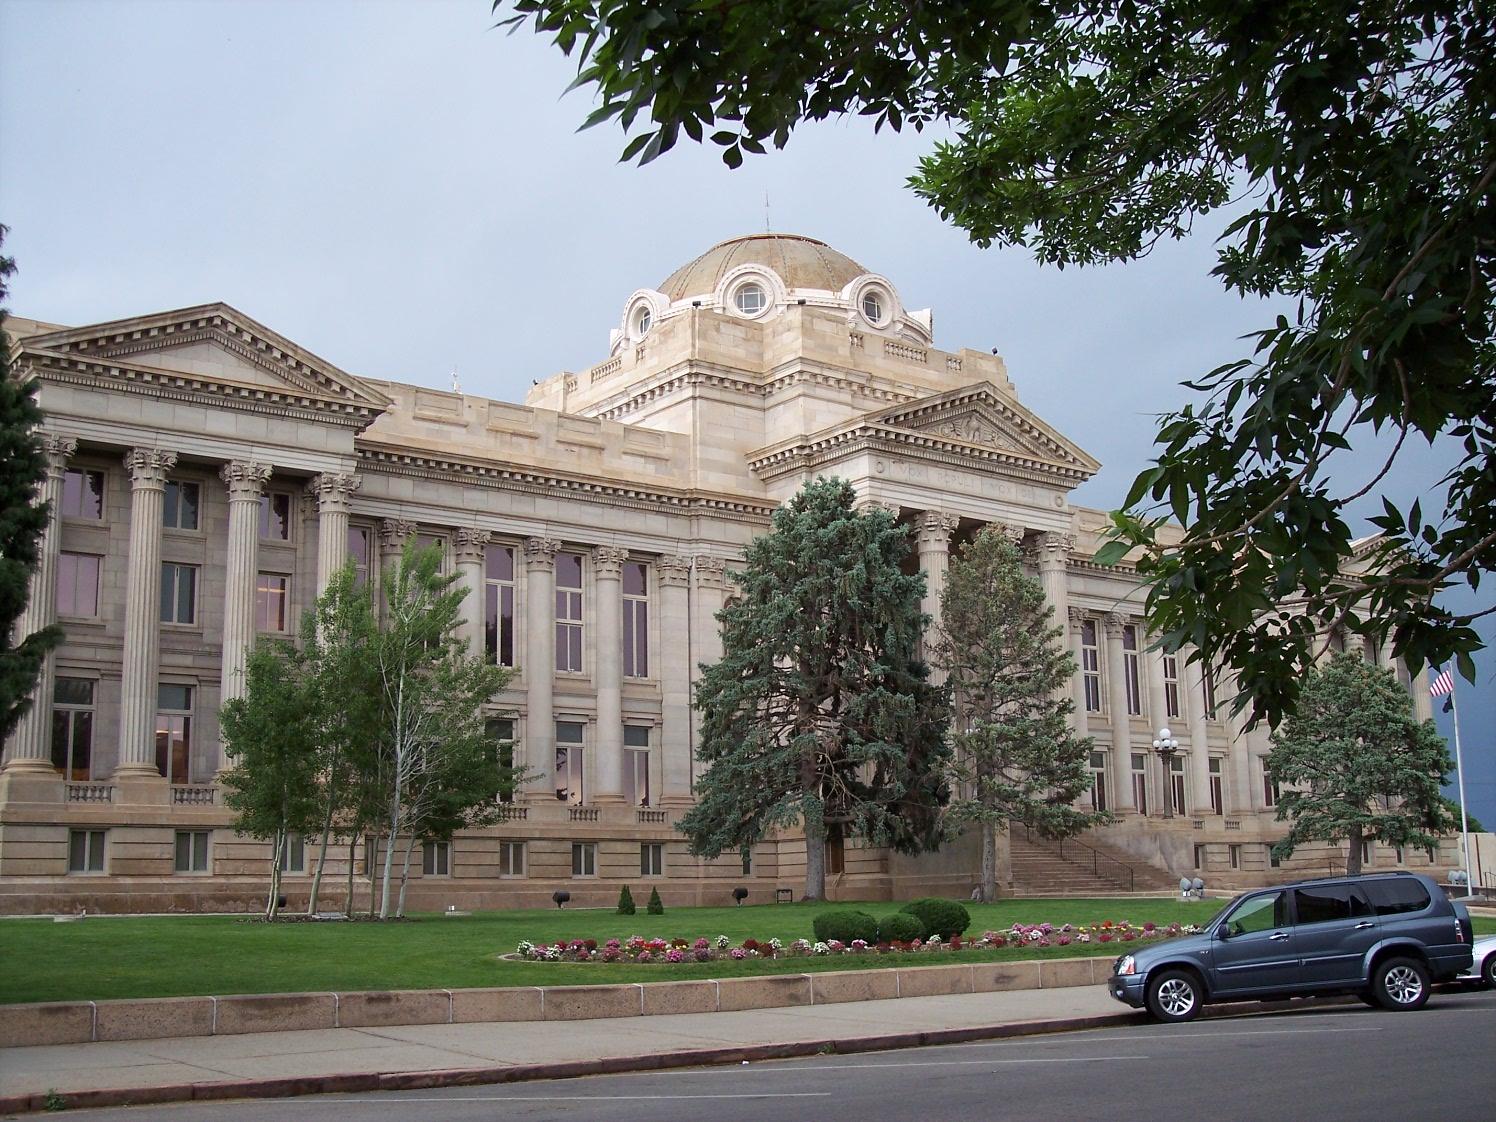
[1024,825,1135,890]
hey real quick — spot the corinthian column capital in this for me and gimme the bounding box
[306,472,361,513]
[1104,612,1129,638]
[694,555,727,588]
[524,536,560,570]
[124,448,178,489]
[455,527,492,564]
[593,545,629,576]
[220,461,272,500]
[40,434,78,477]
[659,554,693,586]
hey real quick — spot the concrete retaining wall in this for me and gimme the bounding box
[0,956,1110,1049]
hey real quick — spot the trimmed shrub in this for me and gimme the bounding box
[878,913,925,944]
[646,887,665,915]
[812,909,879,945]
[899,897,971,939]
[617,885,636,915]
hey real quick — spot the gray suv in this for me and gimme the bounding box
[1108,871,1475,1022]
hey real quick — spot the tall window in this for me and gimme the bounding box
[258,491,292,540]
[160,563,197,624]
[422,841,451,876]
[555,721,584,804]
[348,526,371,586]
[51,678,95,781]
[414,533,446,571]
[623,561,649,677]
[485,545,516,667]
[156,685,193,783]
[1202,665,1218,718]
[1080,619,1102,712]
[624,725,650,807]
[826,826,846,876]
[1209,757,1224,815]
[498,841,526,876]
[1168,756,1186,816]
[1262,765,1280,808]
[555,553,583,671]
[571,841,596,876]
[175,831,210,874]
[487,717,516,803]
[56,553,100,616]
[641,843,664,876]
[1162,655,1181,720]
[281,834,306,874]
[256,573,289,631]
[1088,750,1108,813]
[60,468,104,519]
[162,479,200,530]
[69,830,106,874]
[1131,752,1149,815]
[1122,626,1142,715]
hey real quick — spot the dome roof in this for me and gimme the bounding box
[659,234,869,301]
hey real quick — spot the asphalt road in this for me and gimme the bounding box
[61,989,1496,1122]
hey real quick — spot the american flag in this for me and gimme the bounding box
[1429,669,1455,697]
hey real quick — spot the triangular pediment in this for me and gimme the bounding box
[18,303,390,412]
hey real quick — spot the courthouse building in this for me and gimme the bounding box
[0,234,1455,912]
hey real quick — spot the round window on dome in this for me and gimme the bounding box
[734,283,767,316]
[635,306,652,337]
[861,290,886,324]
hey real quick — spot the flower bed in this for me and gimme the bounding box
[511,921,1200,964]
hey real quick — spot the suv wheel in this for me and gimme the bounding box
[1371,956,1430,1011]
[1481,955,1495,990]
[1145,969,1202,1022]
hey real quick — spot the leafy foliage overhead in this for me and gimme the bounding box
[500,0,1496,725]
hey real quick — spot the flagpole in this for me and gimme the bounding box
[1447,673,1473,898]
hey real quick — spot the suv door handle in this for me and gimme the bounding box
[1354,921,1375,929]
[1270,932,1290,941]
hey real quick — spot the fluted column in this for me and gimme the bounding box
[1035,532,1073,700]
[592,546,628,804]
[454,529,490,657]
[308,473,360,594]
[1223,668,1256,815]
[1104,613,1137,812]
[116,448,177,776]
[4,435,76,770]
[1067,607,1089,741]
[916,512,960,658]
[658,555,693,804]
[523,537,558,801]
[1184,653,1214,816]
[1410,660,1434,723]
[692,556,728,793]
[219,462,271,707]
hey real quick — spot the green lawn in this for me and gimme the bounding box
[8,899,1490,1006]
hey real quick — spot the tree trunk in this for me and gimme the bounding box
[306,793,337,914]
[396,831,419,918]
[803,820,826,901]
[1347,823,1363,875]
[980,820,997,903]
[366,834,378,918]
[378,791,400,919]
[266,829,285,921]
[345,835,359,918]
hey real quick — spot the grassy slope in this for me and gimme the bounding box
[10,899,1491,1006]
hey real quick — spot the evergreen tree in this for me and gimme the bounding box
[646,886,664,915]
[617,885,635,915]
[1267,653,1455,874]
[680,477,950,901]
[0,226,63,744]
[933,527,1100,901]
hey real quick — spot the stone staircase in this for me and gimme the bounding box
[1010,831,1177,896]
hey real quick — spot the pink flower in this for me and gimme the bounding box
[730,948,747,959]
[666,948,684,963]
[637,950,653,963]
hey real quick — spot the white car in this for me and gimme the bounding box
[1457,933,1496,988]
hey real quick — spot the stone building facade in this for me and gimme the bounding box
[0,234,1457,913]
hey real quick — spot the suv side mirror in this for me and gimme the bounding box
[1216,923,1232,940]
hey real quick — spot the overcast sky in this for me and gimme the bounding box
[3,0,1491,831]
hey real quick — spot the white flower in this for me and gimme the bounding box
[768,937,784,950]
[517,940,534,955]
[927,934,942,946]
[716,934,731,949]
[813,941,831,955]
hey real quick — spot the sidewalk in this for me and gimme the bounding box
[0,985,1136,1113]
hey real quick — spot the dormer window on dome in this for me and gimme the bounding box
[733,282,767,316]
[635,306,652,336]
[861,290,886,325]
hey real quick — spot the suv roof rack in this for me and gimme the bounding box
[1283,869,1418,886]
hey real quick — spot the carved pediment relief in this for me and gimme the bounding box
[922,408,1023,453]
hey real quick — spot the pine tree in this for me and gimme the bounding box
[0,226,63,744]
[1267,653,1455,874]
[680,477,950,901]
[617,885,636,915]
[934,527,1100,901]
[646,886,664,915]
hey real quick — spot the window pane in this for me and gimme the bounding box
[556,721,584,744]
[176,832,191,872]
[163,481,180,527]
[180,482,200,530]
[556,553,581,589]
[624,726,650,748]
[623,562,646,597]
[193,831,209,870]
[158,684,192,711]
[486,544,514,582]
[54,677,94,707]
[51,713,70,771]
[160,564,175,622]
[178,566,196,623]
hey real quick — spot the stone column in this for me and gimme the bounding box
[523,537,558,800]
[691,556,728,792]
[1410,660,1434,723]
[307,473,360,594]
[1184,653,1214,816]
[658,555,694,804]
[1035,532,1073,698]
[116,448,177,777]
[1067,607,1089,741]
[591,545,628,804]
[916,511,960,653]
[1104,613,1137,812]
[454,529,491,657]
[219,462,272,707]
[1223,668,1257,815]
[4,435,76,770]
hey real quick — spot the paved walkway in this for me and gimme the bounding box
[0,986,1133,1109]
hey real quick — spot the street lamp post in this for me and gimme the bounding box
[1152,727,1181,819]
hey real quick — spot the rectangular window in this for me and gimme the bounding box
[1203,667,1218,718]
[348,526,371,586]
[1131,752,1148,815]
[56,552,100,617]
[1169,755,1186,817]
[156,684,193,783]
[826,827,846,877]
[175,830,210,874]
[498,841,526,877]
[414,533,446,571]
[1229,843,1242,870]
[1269,847,1282,869]
[1080,619,1102,713]
[1209,757,1224,815]
[280,834,306,874]
[1162,655,1181,720]
[1088,750,1109,813]
[623,561,649,677]
[160,562,197,624]
[258,491,292,540]
[422,840,450,876]
[624,725,650,807]
[162,479,200,530]
[555,552,583,672]
[51,678,95,781]
[1263,770,1280,808]
[571,841,596,877]
[69,829,106,874]
[60,468,104,519]
[555,721,584,804]
[1193,844,1205,871]
[641,843,664,877]
[487,718,516,803]
[742,848,753,876]
[255,573,290,632]
[484,544,516,667]
[1122,626,1142,715]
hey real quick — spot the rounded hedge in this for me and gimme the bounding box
[899,897,971,939]
[877,913,926,943]
[812,909,879,944]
